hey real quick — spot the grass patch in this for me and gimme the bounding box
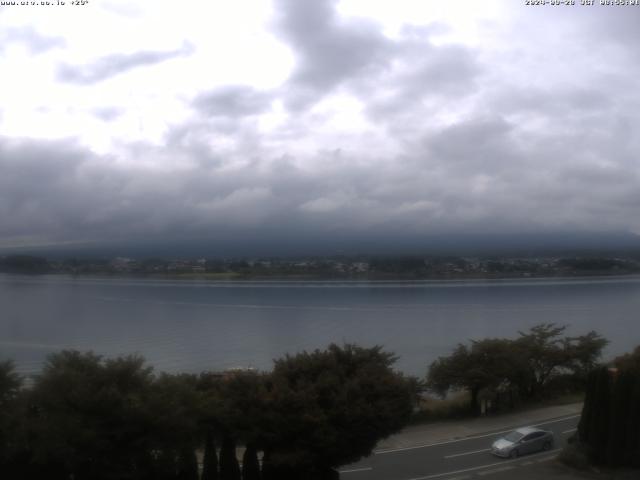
[409,390,584,425]
[539,391,585,406]
[410,391,472,424]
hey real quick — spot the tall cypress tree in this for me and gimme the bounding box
[625,372,640,468]
[577,369,597,444]
[577,364,640,467]
[606,370,633,466]
[156,449,178,480]
[219,435,241,480]
[202,431,219,480]
[176,446,199,480]
[591,367,611,464]
[242,443,261,480]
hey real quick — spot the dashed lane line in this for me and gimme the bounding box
[477,466,515,476]
[339,466,373,474]
[444,448,491,459]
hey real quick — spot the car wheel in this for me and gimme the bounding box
[542,441,551,451]
[509,449,519,459]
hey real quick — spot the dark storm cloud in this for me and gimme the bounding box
[273,0,391,109]
[0,26,65,54]
[425,117,515,172]
[193,86,272,118]
[271,0,480,115]
[57,42,194,85]
[2,109,640,252]
[362,41,479,122]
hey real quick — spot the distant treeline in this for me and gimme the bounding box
[0,344,414,480]
[0,255,50,273]
[2,253,640,278]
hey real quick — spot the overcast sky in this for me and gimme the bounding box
[1,0,639,254]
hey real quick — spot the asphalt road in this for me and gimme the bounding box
[339,414,580,480]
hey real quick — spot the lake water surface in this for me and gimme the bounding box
[1,274,639,377]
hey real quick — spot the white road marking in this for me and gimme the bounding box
[444,448,490,459]
[375,414,580,454]
[532,414,581,427]
[477,466,514,475]
[562,428,577,434]
[405,449,561,480]
[339,466,373,474]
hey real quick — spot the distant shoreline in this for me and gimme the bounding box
[3,270,640,284]
[3,253,640,282]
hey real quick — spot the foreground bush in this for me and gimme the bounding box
[0,344,413,480]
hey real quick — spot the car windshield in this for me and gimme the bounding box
[504,431,525,443]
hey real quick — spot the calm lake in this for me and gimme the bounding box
[1,273,639,377]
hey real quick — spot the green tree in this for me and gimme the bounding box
[176,446,199,480]
[577,358,640,468]
[427,325,607,413]
[147,373,202,479]
[606,369,635,466]
[217,371,269,449]
[564,330,609,377]
[614,345,640,372]
[427,339,526,414]
[514,324,606,399]
[515,324,571,398]
[260,344,413,478]
[26,351,156,479]
[0,360,21,402]
[198,370,266,480]
[591,367,612,463]
[0,361,23,473]
[242,444,261,480]
[219,435,241,480]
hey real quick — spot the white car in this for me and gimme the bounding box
[491,426,554,458]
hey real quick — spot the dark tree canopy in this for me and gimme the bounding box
[262,344,413,473]
[27,351,156,479]
[577,348,640,468]
[613,345,640,372]
[427,324,608,413]
[0,344,413,479]
[0,361,22,469]
[427,338,526,413]
[0,360,21,406]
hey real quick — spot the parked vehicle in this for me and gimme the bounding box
[491,426,554,458]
